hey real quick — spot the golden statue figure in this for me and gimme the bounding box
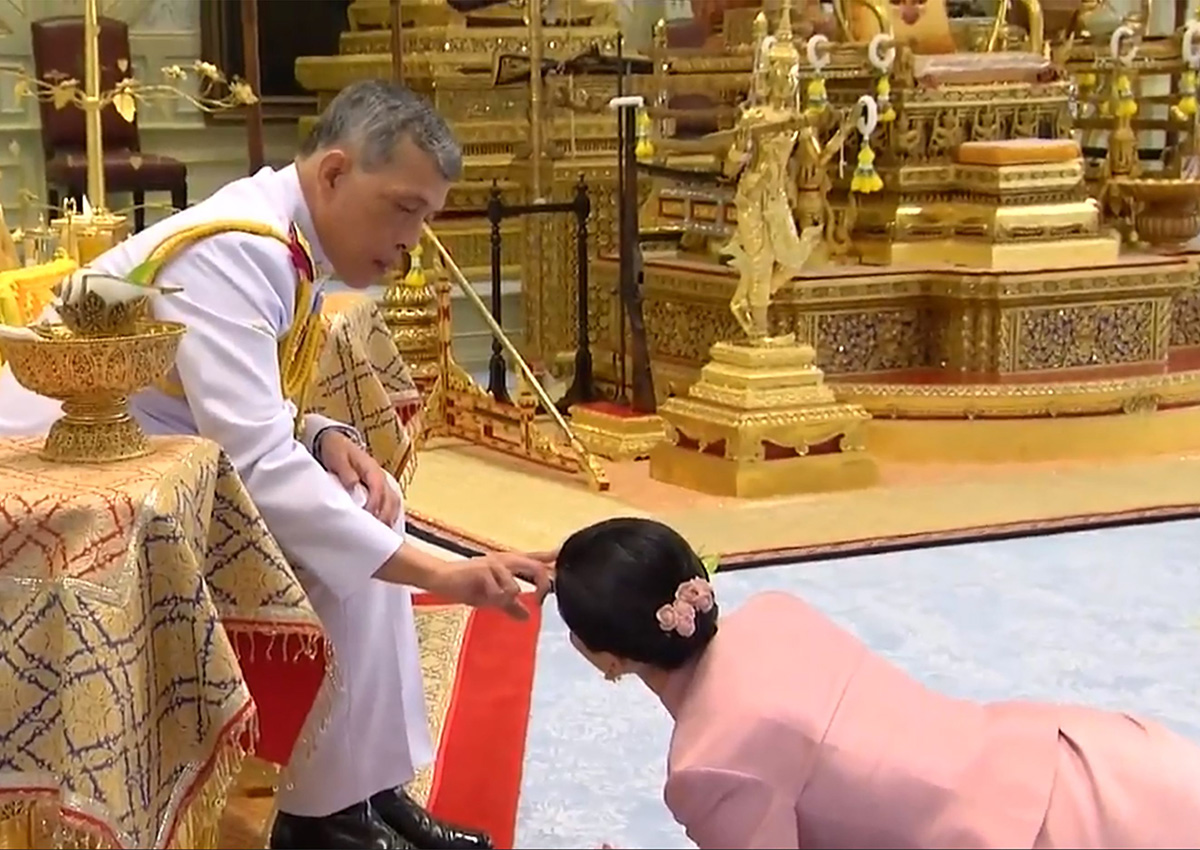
[722,5,824,346]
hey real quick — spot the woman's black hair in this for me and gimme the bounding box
[554,517,719,670]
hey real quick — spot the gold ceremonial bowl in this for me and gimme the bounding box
[1112,177,1200,247]
[0,321,187,464]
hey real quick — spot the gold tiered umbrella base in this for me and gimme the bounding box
[0,321,187,464]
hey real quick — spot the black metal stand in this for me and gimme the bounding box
[486,184,510,403]
[613,35,657,415]
[559,177,597,408]
[484,178,597,409]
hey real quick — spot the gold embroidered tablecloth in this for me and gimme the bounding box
[314,293,422,490]
[0,436,324,849]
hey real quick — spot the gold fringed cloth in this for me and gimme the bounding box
[314,293,422,492]
[0,437,325,849]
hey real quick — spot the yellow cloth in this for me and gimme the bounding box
[0,436,324,849]
[0,259,77,364]
[314,293,422,491]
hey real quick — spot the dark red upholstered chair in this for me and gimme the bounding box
[31,15,188,231]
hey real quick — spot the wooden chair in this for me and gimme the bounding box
[30,16,188,232]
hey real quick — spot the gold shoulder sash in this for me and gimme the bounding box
[145,220,327,432]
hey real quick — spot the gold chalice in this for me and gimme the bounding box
[1111,178,1200,248]
[0,321,186,463]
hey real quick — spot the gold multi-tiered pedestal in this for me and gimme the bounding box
[650,339,879,497]
[570,402,667,462]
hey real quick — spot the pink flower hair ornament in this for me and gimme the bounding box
[656,577,716,638]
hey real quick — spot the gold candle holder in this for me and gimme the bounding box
[51,199,130,266]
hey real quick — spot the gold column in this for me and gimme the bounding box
[529,0,545,200]
[83,0,106,208]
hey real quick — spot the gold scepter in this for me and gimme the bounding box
[421,223,608,491]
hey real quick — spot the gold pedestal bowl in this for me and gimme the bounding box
[0,321,186,464]
[1112,178,1200,248]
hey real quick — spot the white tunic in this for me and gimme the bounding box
[0,164,433,816]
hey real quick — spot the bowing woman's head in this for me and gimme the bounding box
[554,517,719,681]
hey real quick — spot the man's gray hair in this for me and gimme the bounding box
[299,80,462,180]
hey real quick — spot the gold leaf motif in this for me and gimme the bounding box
[12,78,29,99]
[128,155,143,171]
[230,80,257,105]
[113,90,137,123]
[117,57,129,73]
[51,83,74,110]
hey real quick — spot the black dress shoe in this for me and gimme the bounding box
[370,787,494,849]
[269,802,416,849]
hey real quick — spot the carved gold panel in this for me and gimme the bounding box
[1012,301,1160,372]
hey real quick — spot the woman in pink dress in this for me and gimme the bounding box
[551,517,1200,849]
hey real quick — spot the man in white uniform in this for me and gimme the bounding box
[0,81,552,850]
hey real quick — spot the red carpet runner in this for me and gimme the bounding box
[417,591,543,850]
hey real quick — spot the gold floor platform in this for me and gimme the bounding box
[832,368,1200,462]
[406,430,1200,564]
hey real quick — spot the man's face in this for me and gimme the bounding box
[311,136,452,287]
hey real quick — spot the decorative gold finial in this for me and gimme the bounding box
[653,17,668,48]
[777,0,795,42]
[752,11,768,43]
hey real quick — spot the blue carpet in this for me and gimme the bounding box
[514,519,1200,848]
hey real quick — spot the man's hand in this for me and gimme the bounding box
[526,547,559,604]
[428,551,553,621]
[320,430,402,527]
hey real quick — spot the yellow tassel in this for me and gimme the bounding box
[1175,70,1198,120]
[806,77,828,114]
[635,108,655,160]
[1113,74,1138,118]
[1077,72,1096,88]
[851,145,884,194]
[403,244,426,287]
[1114,96,1138,118]
[876,76,896,123]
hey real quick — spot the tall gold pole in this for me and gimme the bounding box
[82,0,106,210]
[528,0,545,200]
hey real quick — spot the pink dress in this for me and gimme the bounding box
[659,592,1200,849]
